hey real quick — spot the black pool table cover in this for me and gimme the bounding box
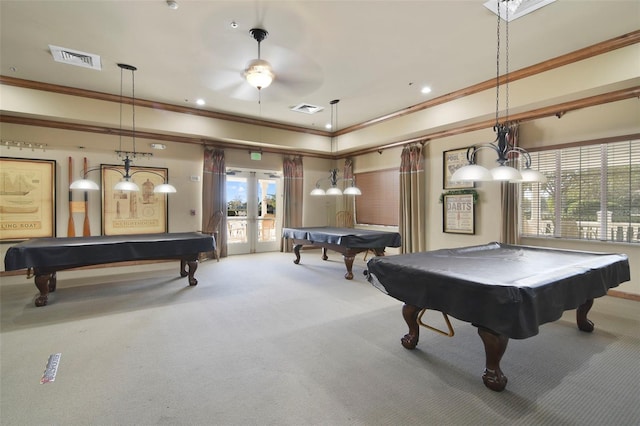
[4,232,215,271]
[282,227,402,248]
[366,242,630,339]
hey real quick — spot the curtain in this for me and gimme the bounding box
[399,143,426,253]
[202,148,227,258]
[342,158,355,218]
[501,124,520,245]
[281,156,304,252]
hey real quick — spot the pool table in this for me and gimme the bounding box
[365,242,630,391]
[282,226,402,279]
[4,232,215,307]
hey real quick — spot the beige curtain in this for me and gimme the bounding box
[342,158,355,218]
[399,143,426,253]
[202,148,227,258]
[501,124,520,245]
[281,156,304,252]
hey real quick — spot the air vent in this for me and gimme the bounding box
[290,103,324,115]
[483,0,556,21]
[49,45,102,70]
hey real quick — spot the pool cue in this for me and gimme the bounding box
[67,156,76,237]
[82,157,91,236]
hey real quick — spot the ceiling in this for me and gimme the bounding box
[1,0,639,133]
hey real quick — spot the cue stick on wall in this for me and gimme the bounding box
[82,157,91,236]
[67,156,76,237]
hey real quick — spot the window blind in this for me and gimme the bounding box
[354,169,399,226]
[521,138,639,243]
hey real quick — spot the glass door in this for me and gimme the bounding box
[226,169,281,255]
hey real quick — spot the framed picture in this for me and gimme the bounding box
[443,193,475,234]
[101,164,168,235]
[443,148,475,189]
[0,157,56,241]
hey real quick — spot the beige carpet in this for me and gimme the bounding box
[1,251,639,425]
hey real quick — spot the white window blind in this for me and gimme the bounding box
[521,138,639,243]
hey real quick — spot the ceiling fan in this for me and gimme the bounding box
[207,27,323,102]
[244,28,274,90]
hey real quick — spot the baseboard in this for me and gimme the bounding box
[608,289,640,302]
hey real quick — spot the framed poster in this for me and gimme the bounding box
[0,157,56,241]
[443,148,475,189]
[101,164,168,235]
[443,193,475,234]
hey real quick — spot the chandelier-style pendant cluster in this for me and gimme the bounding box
[70,64,177,193]
[451,0,545,184]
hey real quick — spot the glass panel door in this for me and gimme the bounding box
[226,170,281,255]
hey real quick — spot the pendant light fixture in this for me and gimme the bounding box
[311,100,362,196]
[70,64,177,193]
[450,0,546,184]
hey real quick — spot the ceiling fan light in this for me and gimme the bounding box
[245,59,274,89]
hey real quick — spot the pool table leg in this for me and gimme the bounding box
[342,249,356,280]
[179,259,199,286]
[477,327,509,392]
[400,304,421,349]
[293,244,302,264]
[576,298,595,332]
[33,271,56,307]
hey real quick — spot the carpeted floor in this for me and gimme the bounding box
[1,251,639,425]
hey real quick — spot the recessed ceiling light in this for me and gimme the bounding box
[421,86,432,94]
[196,99,205,106]
[230,21,238,29]
[166,0,179,10]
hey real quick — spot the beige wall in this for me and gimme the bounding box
[1,43,638,294]
[349,99,640,295]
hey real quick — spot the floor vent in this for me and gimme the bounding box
[49,45,102,70]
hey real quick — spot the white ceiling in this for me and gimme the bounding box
[1,0,639,132]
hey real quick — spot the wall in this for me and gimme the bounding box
[0,122,204,266]
[350,99,640,296]
[1,43,638,294]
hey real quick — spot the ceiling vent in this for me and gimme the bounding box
[49,45,102,70]
[290,103,324,115]
[483,0,557,21]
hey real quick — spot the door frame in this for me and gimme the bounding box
[225,168,282,255]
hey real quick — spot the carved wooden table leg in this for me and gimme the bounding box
[180,259,199,286]
[477,327,509,392]
[293,244,302,264]
[342,250,356,280]
[322,247,328,261]
[33,272,55,307]
[401,304,421,349]
[576,298,595,332]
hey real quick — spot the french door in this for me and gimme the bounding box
[225,169,281,255]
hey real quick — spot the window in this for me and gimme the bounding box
[521,138,639,243]
[354,169,399,226]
